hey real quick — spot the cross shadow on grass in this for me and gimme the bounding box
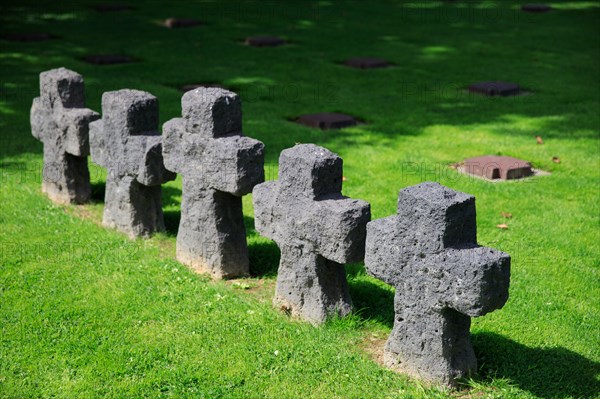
[248,239,280,278]
[472,332,600,399]
[162,185,181,237]
[346,263,395,328]
[162,209,180,237]
[245,214,280,278]
[90,181,105,202]
[160,185,182,236]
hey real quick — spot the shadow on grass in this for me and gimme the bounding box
[473,332,600,399]
[248,239,280,278]
[245,214,280,278]
[162,185,182,236]
[90,181,105,202]
[162,209,180,237]
[346,263,395,327]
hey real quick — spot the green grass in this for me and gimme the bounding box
[1,1,599,398]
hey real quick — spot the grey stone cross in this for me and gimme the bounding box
[89,89,175,238]
[30,67,100,204]
[365,182,510,386]
[253,144,371,324]
[162,88,264,278]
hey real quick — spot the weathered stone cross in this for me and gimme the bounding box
[365,182,510,386]
[162,88,264,278]
[89,89,175,238]
[31,67,100,204]
[253,144,371,324]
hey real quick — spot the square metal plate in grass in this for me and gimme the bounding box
[245,36,286,47]
[164,18,202,28]
[468,81,521,96]
[82,54,134,65]
[344,58,390,69]
[296,113,358,130]
[522,4,552,12]
[461,155,534,180]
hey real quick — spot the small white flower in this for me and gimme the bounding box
[274,350,279,356]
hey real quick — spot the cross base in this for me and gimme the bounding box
[103,175,166,238]
[384,301,477,387]
[41,153,91,204]
[273,243,352,325]
[175,184,249,279]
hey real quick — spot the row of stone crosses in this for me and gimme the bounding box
[32,67,511,386]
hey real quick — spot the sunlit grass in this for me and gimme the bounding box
[1,0,599,398]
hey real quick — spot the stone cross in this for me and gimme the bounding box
[253,144,371,324]
[89,89,175,238]
[162,88,264,278]
[365,182,510,386]
[30,68,100,204]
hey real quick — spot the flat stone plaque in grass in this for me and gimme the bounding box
[296,113,357,130]
[82,54,134,65]
[245,36,286,47]
[522,4,552,12]
[344,58,390,69]
[180,83,225,92]
[4,32,54,42]
[164,18,202,28]
[91,4,133,12]
[461,155,534,180]
[468,81,521,96]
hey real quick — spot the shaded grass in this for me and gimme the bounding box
[1,1,599,398]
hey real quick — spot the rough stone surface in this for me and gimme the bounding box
[181,83,225,93]
[245,36,286,47]
[344,58,390,69]
[163,88,264,278]
[90,89,175,238]
[83,54,133,65]
[468,81,521,96]
[462,155,534,180]
[364,182,510,386]
[164,18,201,28]
[31,68,100,204]
[296,113,357,130]
[253,144,371,324]
[522,4,552,12]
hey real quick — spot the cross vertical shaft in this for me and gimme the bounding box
[162,88,264,278]
[253,144,370,324]
[90,89,175,238]
[30,68,99,204]
[365,182,510,385]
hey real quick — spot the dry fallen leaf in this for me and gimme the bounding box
[501,212,513,219]
[552,156,561,163]
[536,135,544,145]
[496,224,509,230]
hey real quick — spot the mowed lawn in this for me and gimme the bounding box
[1,1,599,398]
